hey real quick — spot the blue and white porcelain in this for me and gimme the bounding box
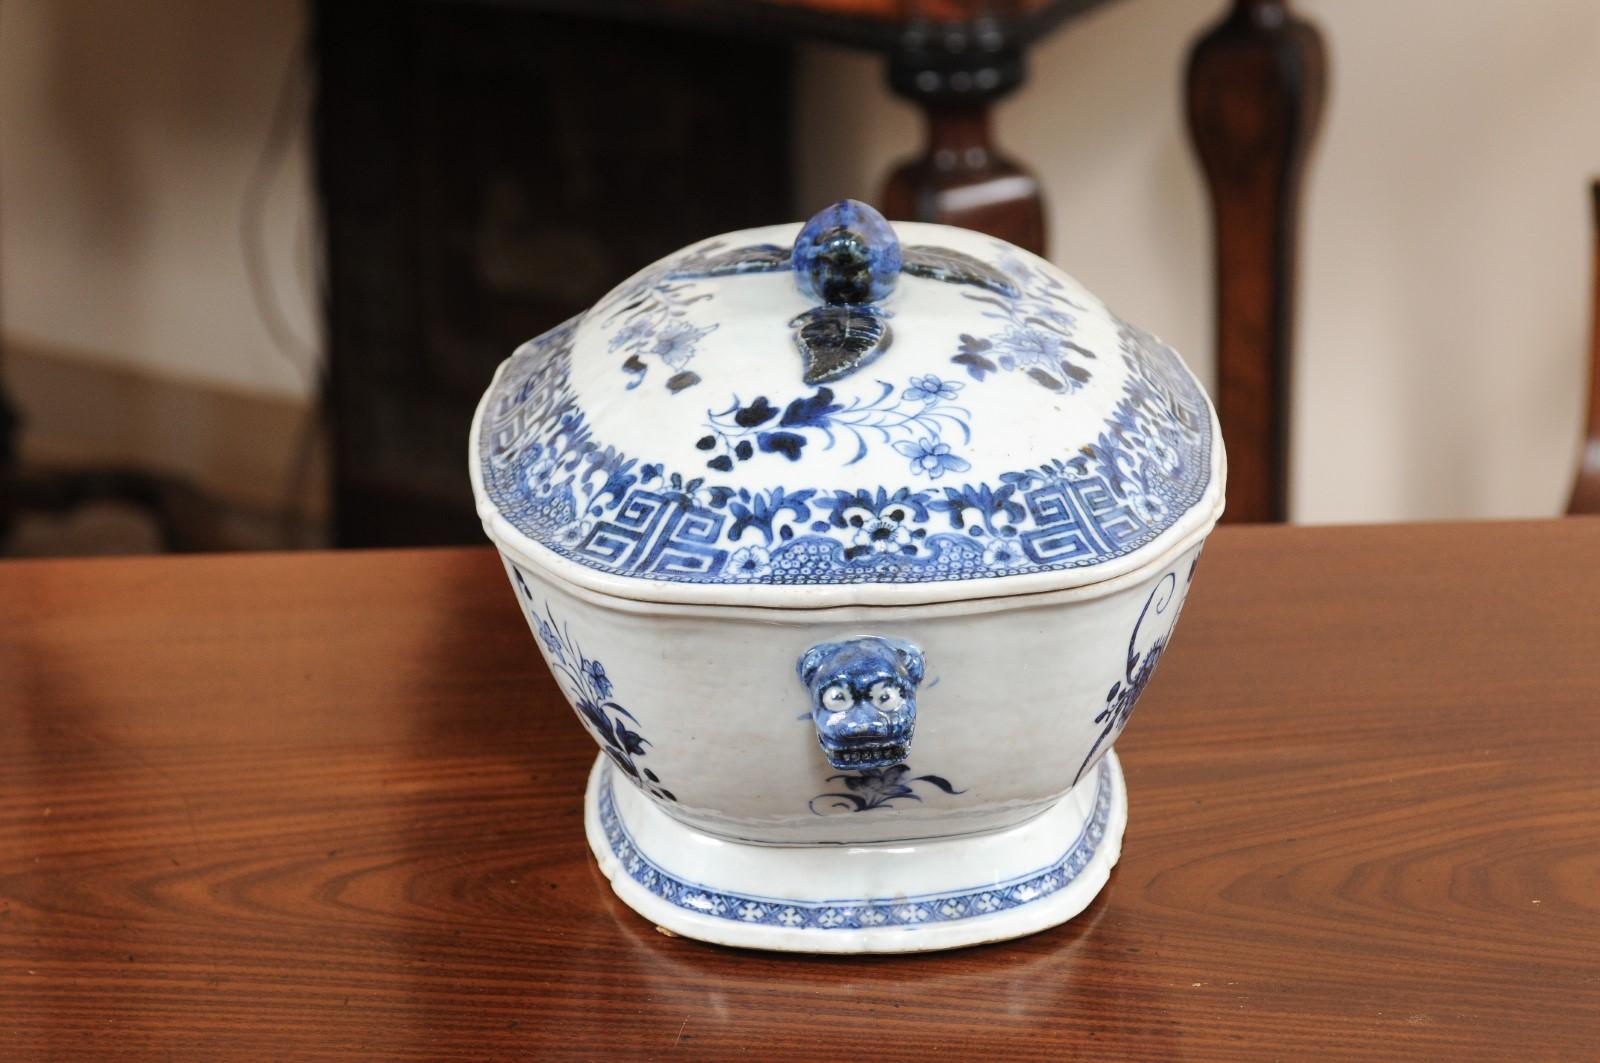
[470,201,1225,952]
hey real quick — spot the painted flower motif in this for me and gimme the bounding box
[583,658,613,699]
[901,374,963,403]
[726,545,772,580]
[777,907,805,927]
[1130,491,1169,526]
[816,908,847,928]
[557,519,594,548]
[651,321,713,368]
[808,764,959,816]
[996,324,1064,369]
[525,454,558,493]
[1036,306,1076,330]
[1145,434,1180,474]
[738,901,767,922]
[894,437,972,480]
[536,618,563,659]
[607,316,653,352]
[842,765,913,803]
[853,515,913,555]
[983,536,1027,568]
[540,600,675,801]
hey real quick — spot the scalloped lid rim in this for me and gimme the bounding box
[470,361,1226,610]
[470,211,1225,608]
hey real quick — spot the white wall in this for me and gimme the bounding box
[2,0,1594,521]
[0,0,317,401]
[795,0,1600,523]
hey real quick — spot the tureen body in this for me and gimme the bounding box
[470,203,1224,952]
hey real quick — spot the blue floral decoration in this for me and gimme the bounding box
[1072,558,1193,786]
[893,437,971,480]
[698,377,971,477]
[949,244,1095,394]
[902,374,963,403]
[808,764,964,815]
[511,573,676,802]
[479,267,1212,587]
[596,756,1113,931]
[593,254,723,394]
[726,545,773,580]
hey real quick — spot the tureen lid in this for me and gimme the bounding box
[472,201,1223,608]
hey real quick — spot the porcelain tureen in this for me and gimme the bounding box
[470,201,1224,952]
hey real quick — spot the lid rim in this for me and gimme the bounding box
[477,476,1223,611]
[471,376,1226,610]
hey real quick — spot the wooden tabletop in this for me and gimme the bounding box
[2,520,1598,1060]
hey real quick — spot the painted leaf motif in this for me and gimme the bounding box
[792,307,892,385]
[757,431,807,460]
[667,242,791,279]
[614,724,648,756]
[1027,367,1065,392]
[733,396,778,428]
[779,388,842,428]
[901,245,1020,297]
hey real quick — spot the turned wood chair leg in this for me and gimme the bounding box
[1568,181,1600,515]
[1186,0,1326,523]
[881,29,1047,257]
[0,380,18,541]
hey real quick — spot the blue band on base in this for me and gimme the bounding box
[596,757,1114,931]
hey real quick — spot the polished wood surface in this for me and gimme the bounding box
[495,0,1120,52]
[3,521,1598,1059]
[1187,0,1326,523]
[1568,180,1600,514]
[883,103,1047,256]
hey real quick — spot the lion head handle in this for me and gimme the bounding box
[796,637,925,771]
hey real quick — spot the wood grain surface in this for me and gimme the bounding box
[1187,0,1325,523]
[2,522,1598,1060]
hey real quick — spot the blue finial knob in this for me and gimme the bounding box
[791,200,901,306]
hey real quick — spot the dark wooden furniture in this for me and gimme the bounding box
[1187,0,1326,523]
[315,2,793,547]
[4,520,1598,1058]
[502,1,1124,256]
[1569,180,1600,514]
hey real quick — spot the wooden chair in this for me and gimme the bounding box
[1570,180,1600,515]
[1186,0,1325,523]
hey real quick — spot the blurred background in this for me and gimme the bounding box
[1,0,1597,557]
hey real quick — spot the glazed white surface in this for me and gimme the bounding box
[499,541,1199,845]
[585,752,1126,953]
[571,223,1128,490]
